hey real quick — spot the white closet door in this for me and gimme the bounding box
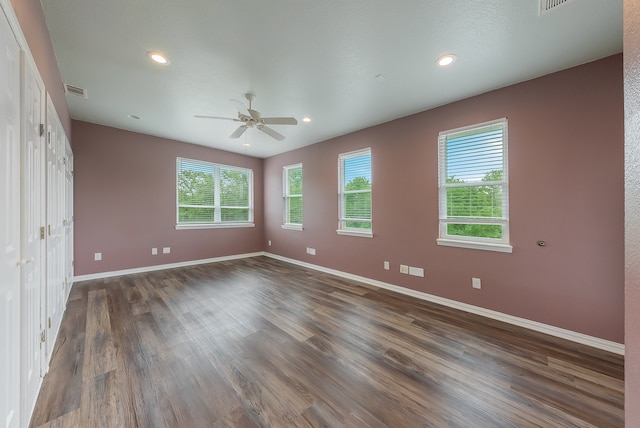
[64,140,73,299]
[45,101,65,362]
[21,51,45,422]
[0,7,22,428]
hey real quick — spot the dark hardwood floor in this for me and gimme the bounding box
[30,256,624,427]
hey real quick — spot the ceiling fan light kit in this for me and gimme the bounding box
[195,93,297,141]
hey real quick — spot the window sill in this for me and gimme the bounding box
[176,222,255,230]
[282,224,303,231]
[436,238,512,253]
[336,229,373,238]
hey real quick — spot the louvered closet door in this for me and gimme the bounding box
[0,8,22,428]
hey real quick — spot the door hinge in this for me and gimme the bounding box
[40,330,46,343]
[40,226,45,240]
[39,124,44,136]
[48,317,51,329]
[48,224,51,236]
[72,260,74,267]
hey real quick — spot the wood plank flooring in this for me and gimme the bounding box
[30,256,624,427]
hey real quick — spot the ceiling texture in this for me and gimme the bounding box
[41,0,623,158]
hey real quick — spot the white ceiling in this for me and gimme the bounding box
[41,0,622,158]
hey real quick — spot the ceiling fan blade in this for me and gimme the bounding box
[261,117,298,125]
[230,99,251,117]
[194,115,239,121]
[229,125,248,139]
[247,108,261,121]
[259,125,285,141]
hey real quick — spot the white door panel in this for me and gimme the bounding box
[45,101,65,363]
[21,51,45,424]
[0,8,22,428]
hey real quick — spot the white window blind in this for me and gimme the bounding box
[437,119,511,251]
[338,148,372,236]
[177,158,253,227]
[283,164,303,228]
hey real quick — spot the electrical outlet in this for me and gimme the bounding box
[400,264,409,274]
[409,267,424,277]
[309,248,316,255]
[163,247,170,254]
[268,240,272,246]
[152,248,158,255]
[384,261,390,270]
[94,252,102,261]
[472,278,481,289]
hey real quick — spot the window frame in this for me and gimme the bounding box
[282,163,303,231]
[337,148,373,238]
[175,157,254,230]
[436,118,512,253]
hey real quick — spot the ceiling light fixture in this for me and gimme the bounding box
[302,117,311,123]
[243,143,251,147]
[147,51,169,64]
[437,54,457,67]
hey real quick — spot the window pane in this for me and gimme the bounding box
[288,196,302,224]
[221,208,249,222]
[343,155,372,189]
[178,162,214,206]
[178,207,215,223]
[345,221,371,229]
[447,223,502,239]
[446,126,503,183]
[288,167,303,195]
[345,192,371,220]
[220,168,249,207]
[446,184,503,218]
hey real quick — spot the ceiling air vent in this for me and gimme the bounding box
[540,0,574,15]
[63,83,87,99]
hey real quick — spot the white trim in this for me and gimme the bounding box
[263,252,624,355]
[73,252,265,282]
[336,229,373,238]
[282,224,303,231]
[176,222,255,230]
[436,238,513,253]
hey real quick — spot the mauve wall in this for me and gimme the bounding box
[625,0,640,423]
[10,0,71,136]
[72,120,264,275]
[264,55,624,343]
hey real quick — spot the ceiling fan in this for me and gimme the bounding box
[195,93,297,141]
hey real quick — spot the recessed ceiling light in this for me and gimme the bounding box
[128,114,141,120]
[302,117,311,123]
[437,54,457,67]
[147,51,169,64]
[243,143,251,147]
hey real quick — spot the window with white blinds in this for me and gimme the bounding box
[176,157,253,229]
[283,163,303,230]
[437,118,511,252]
[338,148,372,237]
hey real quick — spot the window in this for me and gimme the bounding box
[176,158,253,229]
[437,118,511,252]
[338,148,372,237]
[283,163,303,230]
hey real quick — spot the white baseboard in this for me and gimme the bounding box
[264,253,625,355]
[73,252,265,282]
